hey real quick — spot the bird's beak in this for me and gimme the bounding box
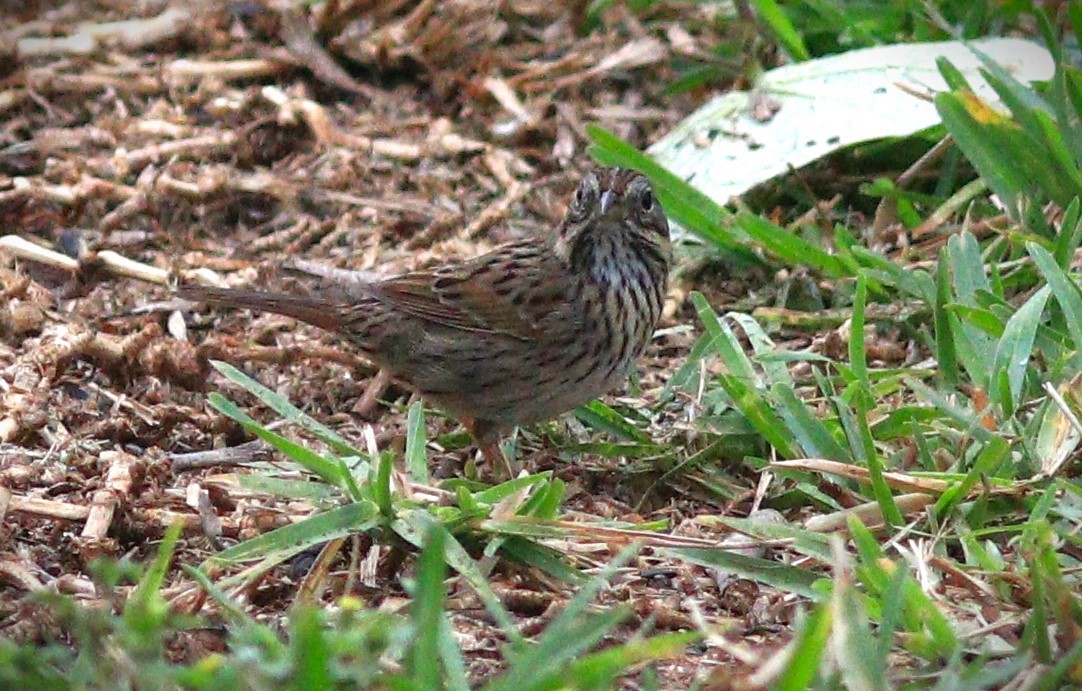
[599,189,617,215]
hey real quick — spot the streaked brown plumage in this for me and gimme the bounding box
[178,167,670,473]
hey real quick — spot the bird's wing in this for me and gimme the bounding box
[371,243,570,340]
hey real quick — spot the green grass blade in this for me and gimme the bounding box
[736,213,852,277]
[128,521,182,614]
[748,0,810,61]
[835,401,902,527]
[237,475,340,503]
[691,291,757,385]
[664,330,720,397]
[831,563,886,690]
[437,616,470,691]
[1051,198,1082,268]
[201,502,378,571]
[208,393,345,489]
[487,609,629,691]
[944,233,996,387]
[211,361,364,458]
[934,247,960,387]
[663,547,823,599]
[1028,243,1082,354]
[404,401,430,484]
[936,90,1027,213]
[1033,642,1082,691]
[497,537,586,585]
[562,632,701,688]
[729,312,793,386]
[850,246,935,302]
[905,377,996,444]
[408,523,446,689]
[483,547,638,691]
[522,477,564,520]
[393,515,526,652]
[849,274,868,385]
[773,604,831,690]
[934,437,1010,518]
[289,608,332,691]
[721,375,798,458]
[773,383,850,462]
[373,451,394,519]
[574,400,654,444]
[988,286,1050,415]
[471,473,553,505]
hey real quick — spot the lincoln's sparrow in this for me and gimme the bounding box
[179,167,670,473]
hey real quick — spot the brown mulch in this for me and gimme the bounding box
[0,1,788,686]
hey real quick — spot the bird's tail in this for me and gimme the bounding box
[177,285,346,332]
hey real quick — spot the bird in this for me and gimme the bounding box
[178,167,671,476]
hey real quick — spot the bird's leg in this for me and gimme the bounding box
[481,439,515,480]
[354,368,391,419]
[464,419,515,480]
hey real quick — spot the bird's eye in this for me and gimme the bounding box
[640,190,655,212]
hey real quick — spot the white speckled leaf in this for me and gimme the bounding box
[648,38,1054,209]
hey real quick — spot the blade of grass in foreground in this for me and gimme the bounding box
[849,274,869,386]
[1051,199,1082,268]
[236,475,340,503]
[482,546,639,691]
[498,537,586,585]
[848,518,957,660]
[691,291,758,385]
[773,384,849,462]
[561,632,701,688]
[773,604,831,690]
[933,436,1010,519]
[934,246,961,387]
[1028,242,1082,355]
[748,0,810,61]
[407,524,447,690]
[201,502,378,572]
[735,213,854,278]
[720,375,799,459]
[834,400,902,528]
[831,555,885,691]
[689,292,798,457]
[987,286,1049,416]
[404,401,431,484]
[393,514,527,652]
[212,360,366,459]
[208,393,346,489]
[288,607,333,691]
[574,400,654,444]
[127,521,182,617]
[662,546,822,600]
